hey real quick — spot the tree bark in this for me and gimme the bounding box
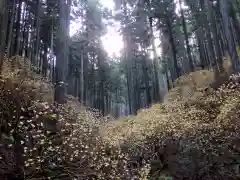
[149,17,161,102]
[165,16,180,79]
[34,0,41,67]
[14,0,22,55]
[179,0,194,72]
[122,0,135,114]
[80,48,84,103]
[219,0,240,72]
[0,0,8,71]
[6,0,16,58]
[229,2,240,46]
[204,0,223,71]
[55,0,68,104]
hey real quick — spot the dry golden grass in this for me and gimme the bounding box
[1,56,240,179]
[0,56,140,180]
[1,56,55,103]
[102,73,240,179]
[166,57,233,102]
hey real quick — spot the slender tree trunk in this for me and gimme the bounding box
[80,48,84,103]
[219,0,240,72]
[141,49,151,106]
[19,2,27,56]
[203,40,212,69]
[42,43,48,77]
[83,51,88,105]
[14,0,22,55]
[229,2,240,46]
[149,17,161,102]
[34,0,41,67]
[75,73,79,98]
[125,60,132,114]
[205,0,223,71]
[6,0,16,58]
[122,0,134,114]
[133,50,140,111]
[91,58,96,108]
[50,20,55,83]
[214,6,224,65]
[55,0,68,104]
[21,3,29,57]
[165,69,170,90]
[179,0,194,71]
[165,16,180,79]
[197,33,207,68]
[0,0,8,71]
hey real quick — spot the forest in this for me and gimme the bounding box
[0,0,240,179]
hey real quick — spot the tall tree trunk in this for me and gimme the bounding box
[179,0,194,71]
[14,0,22,55]
[0,0,8,71]
[122,0,135,114]
[50,19,55,83]
[80,49,84,103]
[219,0,240,72]
[42,42,48,77]
[83,51,88,105]
[149,17,161,102]
[6,0,16,58]
[203,40,211,69]
[21,3,29,57]
[55,0,68,104]
[196,30,207,68]
[19,2,27,56]
[229,2,240,46]
[64,0,71,85]
[207,2,223,70]
[199,0,216,68]
[75,72,79,98]
[34,0,41,67]
[141,48,151,107]
[165,68,170,90]
[165,16,180,79]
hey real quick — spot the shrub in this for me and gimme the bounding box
[1,56,240,180]
[102,73,240,179]
[166,57,233,103]
[0,57,142,180]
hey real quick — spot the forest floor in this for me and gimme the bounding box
[1,56,240,180]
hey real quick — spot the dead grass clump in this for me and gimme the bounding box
[1,56,54,103]
[102,74,240,179]
[166,57,233,102]
[166,69,215,102]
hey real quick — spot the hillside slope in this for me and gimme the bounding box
[0,57,134,180]
[1,56,240,180]
[102,72,240,179]
[166,57,233,103]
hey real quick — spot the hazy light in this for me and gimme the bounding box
[70,0,123,57]
[70,0,163,58]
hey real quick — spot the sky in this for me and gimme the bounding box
[99,0,124,57]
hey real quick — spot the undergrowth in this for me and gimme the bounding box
[102,73,240,179]
[0,56,137,180]
[1,56,240,180]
